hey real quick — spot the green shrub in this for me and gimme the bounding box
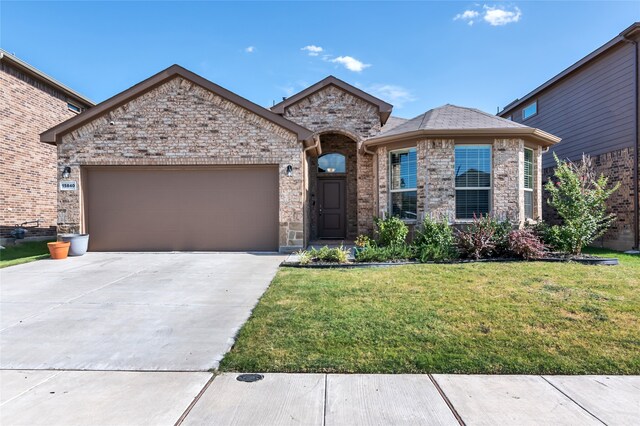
[414,216,458,262]
[374,215,408,247]
[295,249,312,265]
[489,219,513,257]
[544,154,619,254]
[354,244,416,262]
[308,245,350,263]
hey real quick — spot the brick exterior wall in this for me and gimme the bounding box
[57,76,304,251]
[376,146,388,217]
[281,85,382,237]
[423,139,456,220]
[542,146,637,251]
[493,138,525,223]
[376,137,535,228]
[0,61,89,239]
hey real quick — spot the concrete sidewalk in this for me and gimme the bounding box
[3,371,637,425]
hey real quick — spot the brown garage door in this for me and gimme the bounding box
[83,166,279,251]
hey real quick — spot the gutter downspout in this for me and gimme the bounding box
[623,34,639,250]
[303,135,321,155]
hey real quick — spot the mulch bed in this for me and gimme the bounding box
[282,255,618,268]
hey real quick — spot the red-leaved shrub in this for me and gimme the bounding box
[507,229,546,260]
[456,215,496,259]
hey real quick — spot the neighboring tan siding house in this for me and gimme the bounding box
[498,22,640,251]
[0,49,93,241]
[41,66,559,253]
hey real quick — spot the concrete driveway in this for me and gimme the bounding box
[0,252,284,371]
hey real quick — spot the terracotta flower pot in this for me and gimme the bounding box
[48,241,70,260]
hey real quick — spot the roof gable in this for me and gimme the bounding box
[270,76,393,125]
[41,65,313,144]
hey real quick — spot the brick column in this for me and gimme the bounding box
[493,138,524,224]
[425,139,455,221]
[375,146,388,218]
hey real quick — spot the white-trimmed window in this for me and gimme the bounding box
[455,145,492,219]
[522,101,537,120]
[389,148,417,219]
[524,148,534,219]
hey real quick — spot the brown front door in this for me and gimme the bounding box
[318,178,346,239]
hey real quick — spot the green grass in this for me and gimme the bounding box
[220,249,640,374]
[0,241,51,268]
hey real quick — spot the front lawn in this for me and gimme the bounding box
[220,249,640,374]
[0,241,51,268]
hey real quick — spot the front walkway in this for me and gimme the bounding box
[3,372,637,425]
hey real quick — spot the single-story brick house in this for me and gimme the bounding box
[41,65,560,252]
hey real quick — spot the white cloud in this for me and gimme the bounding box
[245,46,255,53]
[483,5,521,26]
[365,84,416,108]
[454,10,479,25]
[330,56,371,72]
[453,4,522,27]
[301,45,323,56]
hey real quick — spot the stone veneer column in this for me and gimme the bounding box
[424,139,456,221]
[493,138,524,223]
[376,146,388,218]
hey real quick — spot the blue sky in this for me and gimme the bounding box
[1,1,638,118]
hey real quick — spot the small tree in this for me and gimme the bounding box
[544,153,619,255]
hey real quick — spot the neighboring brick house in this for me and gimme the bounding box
[40,65,559,252]
[1,49,93,241]
[498,22,640,251]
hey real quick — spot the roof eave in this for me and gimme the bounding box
[499,22,640,116]
[363,128,561,149]
[0,49,95,107]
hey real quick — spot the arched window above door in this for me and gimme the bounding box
[318,153,346,173]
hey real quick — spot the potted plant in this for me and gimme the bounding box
[354,235,371,256]
[59,234,90,256]
[47,241,70,260]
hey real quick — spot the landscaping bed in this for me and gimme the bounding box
[282,254,619,268]
[220,248,640,375]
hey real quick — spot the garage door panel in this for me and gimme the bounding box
[85,167,279,251]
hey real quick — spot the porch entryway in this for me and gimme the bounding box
[308,133,359,240]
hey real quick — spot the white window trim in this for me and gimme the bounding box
[524,148,534,219]
[388,147,417,220]
[522,100,538,121]
[454,144,493,220]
